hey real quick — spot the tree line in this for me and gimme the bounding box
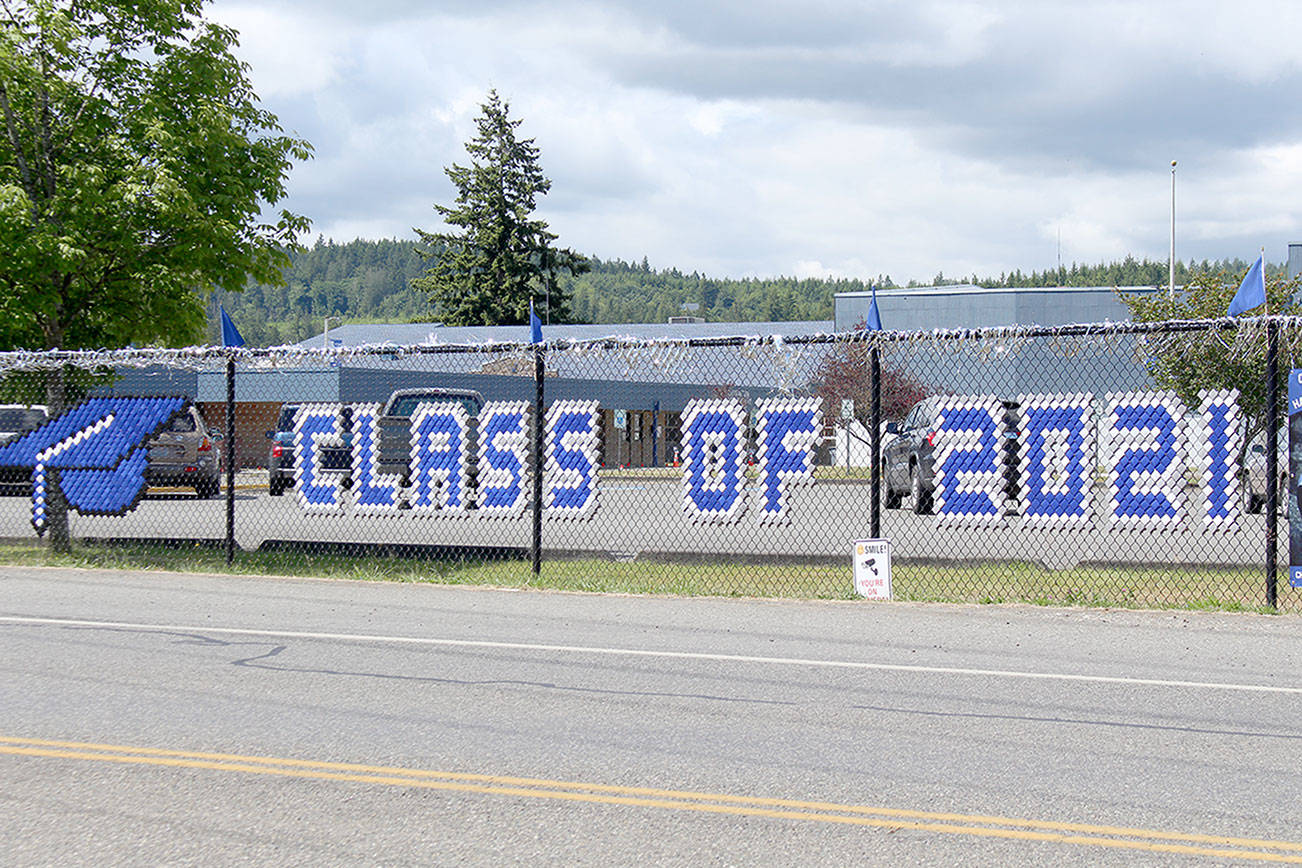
[215,241,1285,347]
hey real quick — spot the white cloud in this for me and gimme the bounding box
[210,0,1302,286]
[214,6,349,98]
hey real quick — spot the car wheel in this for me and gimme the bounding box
[882,465,902,509]
[269,476,286,497]
[911,463,933,515]
[195,478,220,499]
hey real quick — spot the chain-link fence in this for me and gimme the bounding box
[1,317,1298,611]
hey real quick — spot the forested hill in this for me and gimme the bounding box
[213,237,1260,346]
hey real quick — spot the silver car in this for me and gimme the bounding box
[144,404,222,498]
[1244,428,1289,514]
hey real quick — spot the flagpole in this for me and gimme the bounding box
[1262,246,1268,316]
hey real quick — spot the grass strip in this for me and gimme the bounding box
[0,541,1293,613]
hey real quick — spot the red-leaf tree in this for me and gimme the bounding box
[810,320,932,425]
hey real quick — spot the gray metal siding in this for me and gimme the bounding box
[196,367,340,403]
[835,286,1156,332]
[97,366,199,398]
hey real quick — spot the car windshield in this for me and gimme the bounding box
[0,408,44,431]
[390,395,480,417]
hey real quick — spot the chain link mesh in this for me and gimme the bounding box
[0,317,1297,610]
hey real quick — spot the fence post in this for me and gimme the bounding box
[531,343,545,577]
[870,343,881,539]
[225,355,236,566]
[1266,318,1279,609]
[651,400,659,468]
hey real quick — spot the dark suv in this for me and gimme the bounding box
[882,397,943,514]
[882,397,1019,515]
[266,403,353,495]
[266,404,299,496]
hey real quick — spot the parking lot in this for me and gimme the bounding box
[0,473,1276,570]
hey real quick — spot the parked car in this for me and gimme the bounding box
[0,404,47,445]
[267,392,484,499]
[266,403,354,495]
[1244,428,1289,514]
[266,404,299,496]
[882,397,942,514]
[0,404,48,493]
[881,396,1019,515]
[145,404,222,498]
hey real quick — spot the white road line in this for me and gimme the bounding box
[2,614,1299,695]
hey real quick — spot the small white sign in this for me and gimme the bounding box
[852,538,892,599]
[841,399,854,420]
[614,410,627,429]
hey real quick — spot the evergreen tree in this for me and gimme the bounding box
[412,90,587,326]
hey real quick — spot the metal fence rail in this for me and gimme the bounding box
[0,316,1297,611]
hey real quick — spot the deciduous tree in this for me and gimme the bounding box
[1119,268,1302,447]
[0,0,311,372]
[0,0,310,549]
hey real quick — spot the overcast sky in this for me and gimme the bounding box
[209,0,1302,284]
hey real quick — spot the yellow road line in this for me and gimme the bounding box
[1,737,1299,862]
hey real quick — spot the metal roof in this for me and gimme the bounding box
[836,284,1161,298]
[834,284,1160,332]
[298,320,835,349]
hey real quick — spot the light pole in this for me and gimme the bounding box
[1169,160,1177,301]
[323,316,339,349]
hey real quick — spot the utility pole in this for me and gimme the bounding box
[1169,160,1177,301]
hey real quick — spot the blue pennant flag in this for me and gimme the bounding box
[1228,254,1266,316]
[865,286,882,331]
[220,305,246,347]
[530,300,543,345]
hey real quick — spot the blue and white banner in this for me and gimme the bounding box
[0,389,1280,537]
[0,396,189,534]
[1017,394,1094,529]
[1291,371,1302,589]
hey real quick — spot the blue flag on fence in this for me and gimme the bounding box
[866,286,883,331]
[1228,254,1266,316]
[530,300,543,344]
[220,305,246,347]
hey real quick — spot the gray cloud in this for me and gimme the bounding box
[598,12,1302,173]
[216,0,1302,281]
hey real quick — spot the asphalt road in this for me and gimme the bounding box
[2,567,1301,865]
[0,478,1278,568]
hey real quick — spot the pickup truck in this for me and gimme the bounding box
[375,388,484,485]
